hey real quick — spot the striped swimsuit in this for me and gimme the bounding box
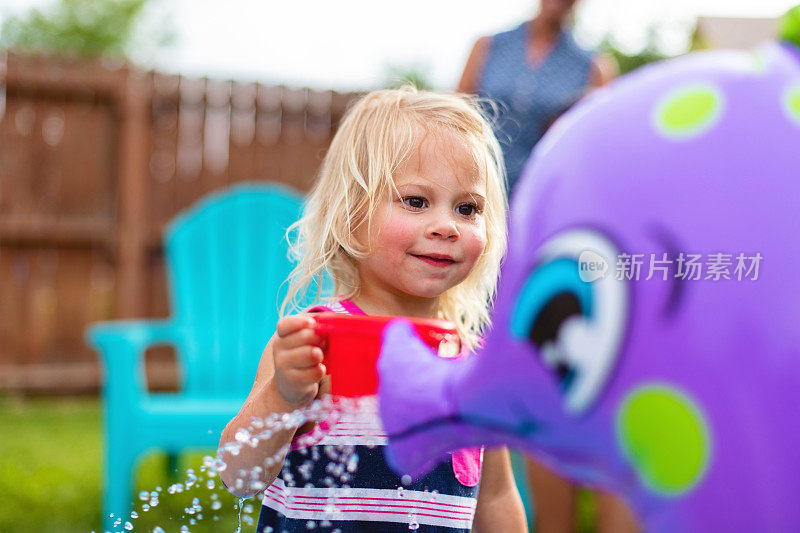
[257,299,482,532]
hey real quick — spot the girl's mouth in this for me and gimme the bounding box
[413,254,456,267]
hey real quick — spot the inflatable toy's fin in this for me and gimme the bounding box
[377,319,476,478]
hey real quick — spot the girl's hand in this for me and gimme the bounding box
[271,315,326,408]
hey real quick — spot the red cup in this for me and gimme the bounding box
[312,313,460,397]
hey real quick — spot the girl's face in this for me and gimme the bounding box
[354,130,488,304]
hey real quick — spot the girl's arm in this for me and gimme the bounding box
[472,447,528,533]
[219,315,325,497]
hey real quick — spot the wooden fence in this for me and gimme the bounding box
[0,52,358,393]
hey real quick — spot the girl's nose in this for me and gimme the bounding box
[426,215,460,240]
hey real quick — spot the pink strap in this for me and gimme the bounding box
[306,298,366,316]
[337,298,367,315]
[452,447,483,487]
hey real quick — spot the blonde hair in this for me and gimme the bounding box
[282,86,507,351]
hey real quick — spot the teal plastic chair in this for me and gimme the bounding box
[86,183,314,530]
[510,451,535,531]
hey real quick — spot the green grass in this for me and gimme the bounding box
[0,397,601,532]
[0,396,259,533]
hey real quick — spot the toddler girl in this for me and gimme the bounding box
[220,86,526,532]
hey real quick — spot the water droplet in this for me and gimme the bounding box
[300,460,314,480]
[139,491,150,501]
[142,504,150,512]
[130,511,138,519]
[306,520,316,529]
[180,525,190,532]
[211,500,223,511]
[153,527,165,533]
[346,455,359,473]
[401,475,412,486]
[206,479,215,490]
[123,521,133,530]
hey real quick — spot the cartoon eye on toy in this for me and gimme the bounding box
[511,229,628,414]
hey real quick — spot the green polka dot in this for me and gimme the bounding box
[655,85,723,139]
[779,5,800,50]
[617,384,711,496]
[785,86,800,126]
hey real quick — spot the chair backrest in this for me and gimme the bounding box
[164,183,309,396]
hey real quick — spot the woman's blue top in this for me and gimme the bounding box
[477,22,593,192]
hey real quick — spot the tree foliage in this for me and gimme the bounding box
[601,42,669,75]
[595,24,679,76]
[0,0,171,59]
[382,62,434,91]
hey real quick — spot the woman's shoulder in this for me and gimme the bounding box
[497,21,527,38]
[490,21,527,46]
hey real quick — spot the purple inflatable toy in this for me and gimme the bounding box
[378,10,800,532]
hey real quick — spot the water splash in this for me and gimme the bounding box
[109,396,380,532]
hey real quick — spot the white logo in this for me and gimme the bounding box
[578,250,608,282]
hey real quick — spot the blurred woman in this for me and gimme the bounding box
[457,0,615,195]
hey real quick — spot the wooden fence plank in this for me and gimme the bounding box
[0,53,360,393]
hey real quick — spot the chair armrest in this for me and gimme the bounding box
[86,320,181,398]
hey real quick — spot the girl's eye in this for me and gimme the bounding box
[404,196,427,209]
[457,203,479,217]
